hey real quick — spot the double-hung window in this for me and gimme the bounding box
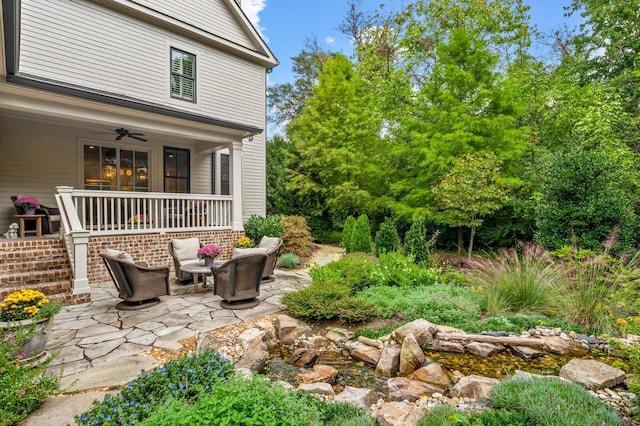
[170,48,196,102]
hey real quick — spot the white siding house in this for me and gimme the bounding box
[0,0,277,299]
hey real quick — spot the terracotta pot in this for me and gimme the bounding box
[0,316,52,362]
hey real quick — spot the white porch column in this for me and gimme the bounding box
[70,231,91,295]
[231,140,244,230]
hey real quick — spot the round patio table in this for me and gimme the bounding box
[180,260,222,293]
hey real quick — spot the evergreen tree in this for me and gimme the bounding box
[351,214,373,253]
[404,219,429,265]
[375,217,401,256]
[342,215,356,253]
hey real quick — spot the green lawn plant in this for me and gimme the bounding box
[369,252,439,287]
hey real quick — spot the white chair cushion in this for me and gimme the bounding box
[171,238,200,262]
[233,247,268,258]
[258,236,281,252]
[105,249,134,264]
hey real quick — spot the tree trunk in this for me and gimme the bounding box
[468,225,476,258]
[457,227,464,255]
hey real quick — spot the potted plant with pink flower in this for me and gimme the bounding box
[13,197,40,215]
[197,244,221,266]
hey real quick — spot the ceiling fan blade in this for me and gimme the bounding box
[115,134,125,140]
[129,135,148,142]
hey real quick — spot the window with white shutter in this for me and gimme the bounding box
[170,48,196,102]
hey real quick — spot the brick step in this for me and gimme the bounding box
[3,257,71,275]
[2,248,68,263]
[1,268,73,287]
[0,280,73,304]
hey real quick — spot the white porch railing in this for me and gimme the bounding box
[67,189,233,235]
[54,186,234,296]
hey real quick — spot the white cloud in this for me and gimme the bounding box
[241,0,267,39]
[326,36,335,44]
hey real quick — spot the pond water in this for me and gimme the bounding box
[267,346,627,397]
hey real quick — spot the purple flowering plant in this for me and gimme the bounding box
[197,244,221,259]
[13,197,40,210]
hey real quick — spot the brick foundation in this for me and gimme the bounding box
[0,230,243,306]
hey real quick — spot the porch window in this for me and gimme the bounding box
[83,145,149,191]
[170,48,196,102]
[164,147,190,193]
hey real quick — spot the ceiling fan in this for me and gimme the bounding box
[114,127,147,142]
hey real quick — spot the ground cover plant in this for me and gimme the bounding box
[418,377,623,425]
[76,351,372,426]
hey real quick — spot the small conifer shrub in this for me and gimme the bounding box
[375,217,400,256]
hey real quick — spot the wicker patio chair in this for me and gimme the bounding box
[100,251,170,310]
[232,236,283,282]
[212,252,267,309]
[168,237,203,284]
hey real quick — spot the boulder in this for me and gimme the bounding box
[466,341,504,358]
[375,344,401,376]
[289,348,319,367]
[392,319,437,347]
[409,363,450,386]
[237,328,266,351]
[297,335,330,350]
[377,401,413,426]
[559,358,626,390]
[333,386,379,412]
[275,314,311,345]
[387,377,443,402]
[510,345,543,361]
[326,327,354,344]
[541,336,588,356]
[399,333,426,376]
[297,382,335,396]
[450,375,499,401]
[423,340,465,353]
[358,336,384,349]
[346,341,382,365]
[254,319,279,350]
[297,364,339,384]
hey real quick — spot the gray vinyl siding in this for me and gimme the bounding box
[18,0,266,126]
[242,134,266,219]
[134,0,255,49]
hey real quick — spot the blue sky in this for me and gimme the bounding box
[241,0,584,87]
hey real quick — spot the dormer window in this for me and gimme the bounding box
[170,48,196,102]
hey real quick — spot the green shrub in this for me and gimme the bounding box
[76,350,234,425]
[375,217,400,256]
[359,284,481,328]
[334,296,379,323]
[0,325,61,426]
[369,252,439,287]
[310,254,377,293]
[244,215,285,243]
[138,376,323,426]
[418,377,623,426]
[489,377,623,425]
[351,214,373,253]
[466,243,566,317]
[342,215,356,253]
[404,218,429,264]
[279,253,300,269]
[280,215,314,259]
[282,280,352,321]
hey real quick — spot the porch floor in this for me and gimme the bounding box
[21,245,343,426]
